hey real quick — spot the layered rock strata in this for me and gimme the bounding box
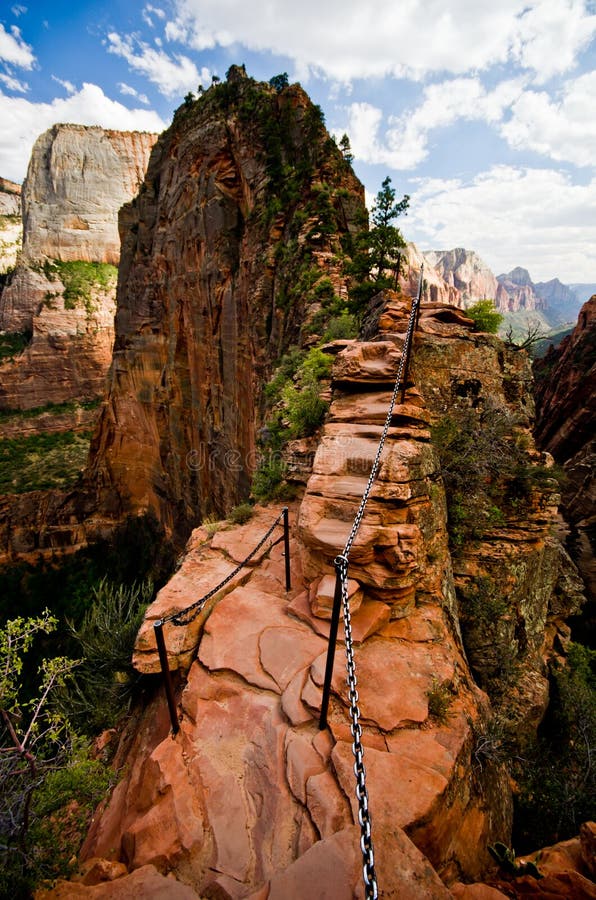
[57,294,585,898]
[533,296,596,604]
[423,248,498,305]
[0,126,158,413]
[86,68,366,540]
[0,178,21,274]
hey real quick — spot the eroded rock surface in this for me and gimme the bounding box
[0,126,158,412]
[534,296,596,604]
[86,70,366,540]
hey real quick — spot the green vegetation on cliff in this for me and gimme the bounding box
[0,430,92,493]
[0,577,154,894]
[42,260,117,314]
[0,330,30,362]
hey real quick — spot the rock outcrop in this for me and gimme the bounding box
[0,177,21,275]
[86,68,366,541]
[423,248,498,305]
[496,267,547,314]
[71,295,584,898]
[0,126,158,412]
[533,296,596,604]
[403,243,461,306]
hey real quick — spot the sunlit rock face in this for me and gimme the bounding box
[0,125,158,413]
[423,247,499,306]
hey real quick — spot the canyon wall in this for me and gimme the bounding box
[86,67,367,540]
[0,125,158,411]
[534,296,596,605]
[423,247,498,305]
[0,178,21,275]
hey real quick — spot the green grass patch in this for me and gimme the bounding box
[43,260,117,314]
[0,430,92,493]
[0,397,101,424]
[0,330,30,361]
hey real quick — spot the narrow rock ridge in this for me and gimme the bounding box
[80,302,520,897]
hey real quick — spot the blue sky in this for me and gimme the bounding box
[1,0,595,283]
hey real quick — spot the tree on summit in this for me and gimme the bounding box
[347,176,410,317]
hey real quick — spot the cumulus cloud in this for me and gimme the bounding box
[11,5,27,17]
[106,31,210,98]
[143,4,167,28]
[0,82,166,183]
[168,0,596,82]
[501,71,596,167]
[0,71,29,93]
[118,82,150,104]
[337,77,526,169]
[51,75,76,94]
[0,23,35,69]
[512,0,596,82]
[407,165,596,282]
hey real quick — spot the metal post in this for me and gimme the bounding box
[318,559,344,730]
[282,506,291,592]
[400,265,424,404]
[154,620,179,735]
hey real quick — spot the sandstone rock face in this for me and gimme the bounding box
[496,266,547,313]
[404,243,461,306]
[0,126,158,412]
[424,248,498,305]
[0,179,22,274]
[534,296,596,603]
[69,290,586,898]
[0,177,21,214]
[21,126,157,268]
[0,292,116,410]
[86,70,366,541]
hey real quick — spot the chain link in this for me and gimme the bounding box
[337,276,423,900]
[164,509,286,627]
[335,554,377,899]
[343,276,422,560]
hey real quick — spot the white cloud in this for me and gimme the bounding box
[118,81,150,104]
[501,71,596,167]
[0,82,166,183]
[11,5,27,17]
[407,165,596,282]
[106,30,207,97]
[169,0,596,82]
[0,23,35,69]
[51,75,76,94]
[513,0,596,82]
[0,71,28,92]
[338,77,526,169]
[143,4,167,28]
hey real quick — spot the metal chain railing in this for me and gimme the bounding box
[318,271,424,900]
[164,507,288,627]
[154,507,291,734]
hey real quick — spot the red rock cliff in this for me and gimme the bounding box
[86,68,366,540]
[534,296,596,603]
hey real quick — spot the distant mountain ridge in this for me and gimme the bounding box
[420,247,587,327]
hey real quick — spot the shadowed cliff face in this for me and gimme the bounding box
[86,69,366,540]
[534,296,596,607]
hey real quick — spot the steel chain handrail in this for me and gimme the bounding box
[332,271,424,900]
[343,270,423,560]
[162,509,286,627]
